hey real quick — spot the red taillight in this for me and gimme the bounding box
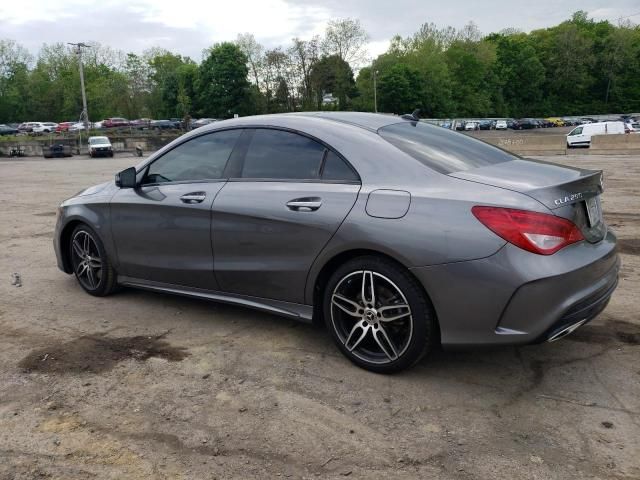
[472,206,584,255]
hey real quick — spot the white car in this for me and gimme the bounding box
[624,122,639,133]
[26,122,58,134]
[566,121,625,147]
[88,136,114,158]
[495,120,508,130]
[464,121,478,131]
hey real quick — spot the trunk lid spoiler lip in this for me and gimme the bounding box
[449,159,603,210]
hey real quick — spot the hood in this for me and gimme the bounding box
[76,181,111,197]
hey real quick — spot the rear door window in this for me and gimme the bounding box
[321,151,359,182]
[379,121,517,174]
[240,129,325,180]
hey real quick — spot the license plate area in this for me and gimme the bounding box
[585,196,601,227]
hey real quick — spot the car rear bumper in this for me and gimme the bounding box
[410,229,619,347]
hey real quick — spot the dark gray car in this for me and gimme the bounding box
[54,112,619,372]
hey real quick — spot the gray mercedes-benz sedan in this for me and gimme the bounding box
[54,112,619,372]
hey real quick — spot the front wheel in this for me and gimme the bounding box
[70,224,118,296]
[323,256,436,373]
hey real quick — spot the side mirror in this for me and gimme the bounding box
[115,167,137,188]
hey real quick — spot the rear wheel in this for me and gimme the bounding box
[323,256,436,373]
[69,225,117,296]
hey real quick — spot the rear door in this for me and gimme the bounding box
[212,128,360,304]
[110,129,242,289]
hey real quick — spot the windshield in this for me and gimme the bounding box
[378,121,517,174]
[89,137,109,145]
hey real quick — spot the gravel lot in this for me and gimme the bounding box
[0,153,638,479]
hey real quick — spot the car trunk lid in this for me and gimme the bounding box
[450,158,606,243]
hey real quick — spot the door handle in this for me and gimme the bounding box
[180,192,206,204]
[286,197,322,212]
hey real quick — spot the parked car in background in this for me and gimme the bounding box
[17,123,33,133]
[495,120,508,130]
[103,118,130,128]
[566,121,625,147]
[150,119,180,130]
[512,119,537,130]
[624,122,638,133]
[192,118,217,129]
[55,122,75,133]
[30,122,58,134]
[93,120,104,129]
[88,136,114,157]
[478,120,492,130]
[69,122,89,132]
[538,119,554,128]
[0,124,19,135]
[464,121,479,131]
[580,118,595,125]
[545,117,564,127]
[130,118,152,130]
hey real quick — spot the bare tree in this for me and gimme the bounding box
[236,33,264,89]
[289,36,320,107]
[0,39,32,78]
[322,18,369,67]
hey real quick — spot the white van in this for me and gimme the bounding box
[566,121,625,147]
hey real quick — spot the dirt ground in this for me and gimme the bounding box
[0,152,638,480]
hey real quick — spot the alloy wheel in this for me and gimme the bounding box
[330,270,413,365]
[71,230,103,290]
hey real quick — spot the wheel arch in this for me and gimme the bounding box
[58,219,86,273]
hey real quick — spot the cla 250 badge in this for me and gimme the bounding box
[554,192,583,206]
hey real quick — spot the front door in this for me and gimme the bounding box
[110,129,242,289]
[212,128,361,304]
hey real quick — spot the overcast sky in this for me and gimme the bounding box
[1,0,638,61]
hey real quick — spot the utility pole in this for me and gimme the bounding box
[373,69,379,113]
[68,42,90,132]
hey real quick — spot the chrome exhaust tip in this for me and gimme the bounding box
[547,319,588,342]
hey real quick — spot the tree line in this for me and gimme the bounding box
[0,12,638,124]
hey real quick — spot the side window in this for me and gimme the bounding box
[571,127,583,136]
[241,129,325,180]
[321,151,359,182]
[144,129,241,184]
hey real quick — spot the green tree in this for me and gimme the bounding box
[309,55,356,110]
[488,33,545,117]
[377,64,423,114]
[198,43,251,118]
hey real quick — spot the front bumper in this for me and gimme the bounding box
[410,229,619,347]
[90,148,113,157]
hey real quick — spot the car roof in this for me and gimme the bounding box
[198,112,406,134]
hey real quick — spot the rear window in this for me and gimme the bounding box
[379,122,516,174]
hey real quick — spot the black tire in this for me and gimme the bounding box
[69,224,118,297]
[323,256,436,373]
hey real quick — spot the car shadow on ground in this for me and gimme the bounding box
[99,285,639,388]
